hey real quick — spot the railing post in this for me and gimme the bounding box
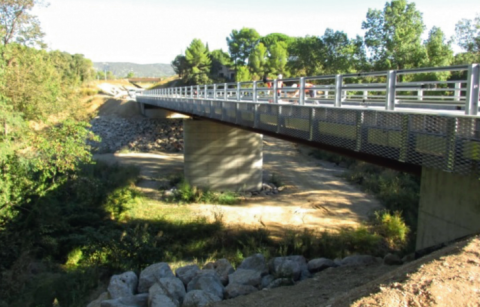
[273,79,278,104]
[190,86,193,99]
[224,83,228,100]
[308,107,315,140]
[299,77,305,105]
[454,82,461,101]
[196,85,200,99]
[253,81,257,103]
[236,82,241,101]
[386,70,397,111]
[213,84,217,100]
[363,90,368,101]
[465,64,480,115]
[334,74,343,107]
[204,85,208,99]
[417,89,423,101]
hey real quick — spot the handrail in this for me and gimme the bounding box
[140,64,480,115]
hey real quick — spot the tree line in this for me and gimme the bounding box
[0,0,97,224]
[172,0,480,85]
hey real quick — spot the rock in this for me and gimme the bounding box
[149,294,177,307]
[260,275,275,289]
[340,255,379,266]
[278,186,286,192]
[100,293,148,307]
[151,278,185,305]
[175,264,201,287]
[202,262,215,270]
[267,278,294,289]
[228,269,262,287]
[87,292,109,307]
[238,253,268,276]
[402,253,415,263]
[107,271,138,299]
[138,263,174,293]
[269,256,307,281]
[307,258,337,273]
[213,258,235,285]
[182,290,222,307]
[225,283,258,299]
[187,274,224,299]
[384,253,403,265]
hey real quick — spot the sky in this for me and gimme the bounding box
[33,0,479,64]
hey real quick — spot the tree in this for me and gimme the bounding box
[362,0,425,70]
[267,41,289,76]
[288,36,324,76]
[184,39,211,85]
[209,49,232,80]
[423,27,453,68]
[0,0,46,63]
[235,65,251,82]
[260,33,293,50]
[321,29,368,74]
[171,54,188,78]
[226,28,260,71]
[248,42,268,79]
[455,14,480,54]
[126,72,135,78]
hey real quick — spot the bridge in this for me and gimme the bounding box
[136,64,480,252]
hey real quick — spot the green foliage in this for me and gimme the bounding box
[227,27,261,69]
[235,65,251,82]
[267,41,289,76]
[362,0,425,70]
[372,210,410,250]
[166,179,241,205]
[184,39,212,85]
[0,0,45,49]
[248,42,268,79]
[455,14,480,53]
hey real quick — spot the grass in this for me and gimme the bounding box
[162,177,242,205]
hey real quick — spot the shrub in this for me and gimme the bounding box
[372,210,410,251]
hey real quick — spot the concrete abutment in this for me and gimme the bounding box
[416,167,480,251]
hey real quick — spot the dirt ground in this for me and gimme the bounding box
[94,135,382,237]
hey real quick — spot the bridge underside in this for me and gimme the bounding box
[138,98,480,251]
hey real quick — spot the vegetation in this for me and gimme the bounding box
[0,0,478,305]
[309,148,419,251]
[163,178,241,205]
[172,1,479,85]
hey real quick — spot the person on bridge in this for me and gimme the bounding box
[291,82,317,99]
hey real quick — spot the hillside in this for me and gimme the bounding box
[93,62,175,78]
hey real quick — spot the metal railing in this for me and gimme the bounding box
[141,64,480,116]
[137,64,480,176]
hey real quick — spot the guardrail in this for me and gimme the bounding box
[137,64,480,177]
[141,64,479,116]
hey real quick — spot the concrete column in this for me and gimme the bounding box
[183,119,263,191]
[138,102,146,116]
[416,167,480,251]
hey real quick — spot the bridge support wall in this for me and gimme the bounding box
[416,167,480,251]
[183,119,263,191]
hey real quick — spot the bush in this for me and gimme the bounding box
[166,179,241,205]
[372,210,410,251]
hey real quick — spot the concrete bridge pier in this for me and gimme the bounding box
[416,167,480,251]
[183,119,263,191]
